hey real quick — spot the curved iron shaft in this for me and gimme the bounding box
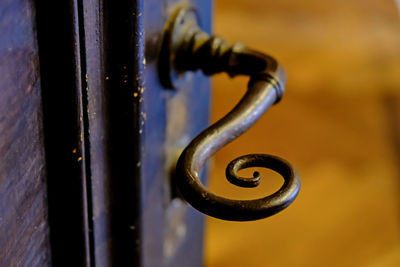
[163,6,301,221]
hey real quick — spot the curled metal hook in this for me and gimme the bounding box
[160,6,300,221]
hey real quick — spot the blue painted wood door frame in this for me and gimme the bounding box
[2,0,212,265]
[80,1,212,266]
[80,0,212,266]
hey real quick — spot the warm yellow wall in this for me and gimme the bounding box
[205,0,400,266]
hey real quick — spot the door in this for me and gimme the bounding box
[1,0,211,266]
[76,0,212,266]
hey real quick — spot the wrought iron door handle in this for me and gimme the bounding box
[159,5,300,221]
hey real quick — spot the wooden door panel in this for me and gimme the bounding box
[0,1,212,266]
[81,0,212,266]
[0,0,51,265]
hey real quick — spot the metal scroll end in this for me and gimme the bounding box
[226,158,261,188]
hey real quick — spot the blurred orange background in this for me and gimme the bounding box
[205,0,400,266]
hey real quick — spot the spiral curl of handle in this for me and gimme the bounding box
[161,6,301,221]
[175,75,300,221]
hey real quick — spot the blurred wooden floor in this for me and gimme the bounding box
[205,0,400,266]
